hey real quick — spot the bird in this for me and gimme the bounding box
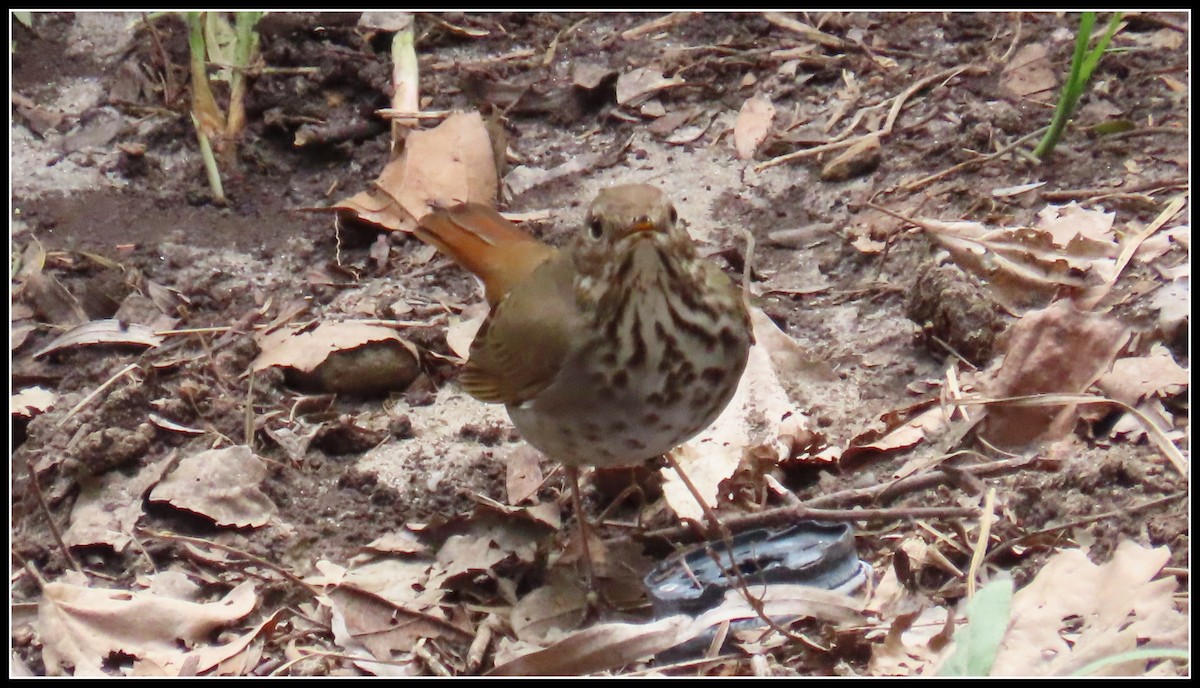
[414,183,753,587]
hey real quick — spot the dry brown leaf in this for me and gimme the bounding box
[505,445,544,506]
[492,584,863,675]
[63,456,172,552]
[511,569,588,644]
[987,541,1186,676]
[38,579,257,676]
[615,67,685,108]
[661,310,793,521]
[1095,343,1188,407]
[12,386,57,418]
[444,303,488,360]
[978,301,1129,448]
[33,318,163,358]
[1001,43,1057,98]
[1150,276,1188,337]
[332,111,497,232]
[148,446,278,528]
[358,529,429,558]
[820,132,882,182]
[918,216,1116,313]
[328,586,471,665]
[733,95,776,160]
[843,404,955,473]
[252,321,420,395]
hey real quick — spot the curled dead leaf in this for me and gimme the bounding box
[253,322,420,396]
[148,446,277,528]
[733,95,776,160]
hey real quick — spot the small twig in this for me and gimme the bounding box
[984,491,1187,565]
[23,460,84,575]
[755,65,985,173]
[139,528,324,599]
[620,11,697,40]
[965,487,996,599]
[1040,175,1188,202]
[899,126,1047,192]
[1075,194,1187,309]
[57,362,140,428]
[638,504,979,544]
[815,455,1042,508]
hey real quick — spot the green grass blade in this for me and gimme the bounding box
[937,579,1014,676]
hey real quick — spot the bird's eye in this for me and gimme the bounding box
[668,206,678,225]
[588,217,604,240]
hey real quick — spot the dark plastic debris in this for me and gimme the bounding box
[644,521,871,662]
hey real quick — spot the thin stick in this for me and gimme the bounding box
[965,487,996,599]
[984,491,1185,564]
[755,65,984,173]
[57,362,139,427]
[23,460,84,575]
[638,504,978,547]
[139,528,323,599]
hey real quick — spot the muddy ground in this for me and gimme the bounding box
[9,11,1189,676]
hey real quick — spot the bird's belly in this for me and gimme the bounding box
[508,325,749,468]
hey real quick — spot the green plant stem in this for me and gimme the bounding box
[225,12,263,139]
[1033,12,1124,160]
[193,113,226,205]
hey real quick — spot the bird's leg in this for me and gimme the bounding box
[565,465,600,599]
[663,452,726,540]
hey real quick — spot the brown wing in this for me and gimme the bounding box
[414,204,557,307]
[458,253,579,405]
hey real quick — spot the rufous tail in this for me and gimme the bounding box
[414,204,557,307]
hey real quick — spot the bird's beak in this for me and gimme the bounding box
[629,220,660,234]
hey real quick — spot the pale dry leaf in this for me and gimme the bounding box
[1095,343,1188,406]
[1033,202,1118,252]
[33,318,163,358]
[428,519,542,588]
[749,307,837,384]
[492,584,862,675]
[1001,43,1057,98]
[661,311,793,521]
[445,303,489,360]
[359,529,429,557]
[357,11,412,32]
[63,456,172,552]
[918,216,1117,313]
[502,152,606,198]
[733,95,776,160]
[148,446,277,528]
[12,385,57,417]
[615,67,685,107]
[1149,277,1189,336]
[1136,224,1189,262]
[147,413,205,435]
[978,300,1129,448]
[511,569,588,644]
[250,319,415,372]
[987,541,1185,676]
[337,557,439,608]
[38,579,257,676]
[328,586,471,664]
[332,111,497,232]
[505,445,545,506]
[381,110,498,222]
